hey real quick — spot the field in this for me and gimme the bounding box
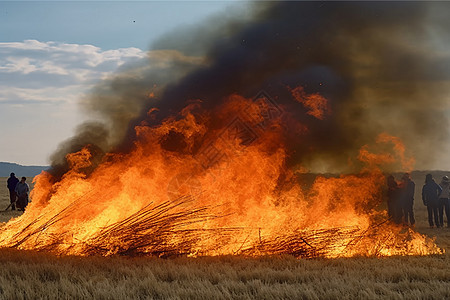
[0,174,450,299]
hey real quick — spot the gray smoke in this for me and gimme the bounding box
[49,50,204,178]
[49,1,450,178]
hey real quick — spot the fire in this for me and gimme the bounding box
[0,91,442,257]
[289,86,330,120]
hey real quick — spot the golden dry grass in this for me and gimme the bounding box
[0,174,449,299]
[0,249,449,299]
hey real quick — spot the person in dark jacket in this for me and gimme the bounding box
[15,177,29,211]
[422,173,442,228]
[387,175,402,223]
[7,173,19,210]
[399,173,415,226]
[438,176,450,228]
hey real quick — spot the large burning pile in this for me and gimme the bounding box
[0,93,441,257]
[0,2,446,257]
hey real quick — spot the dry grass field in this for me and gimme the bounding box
[0,173,450,299]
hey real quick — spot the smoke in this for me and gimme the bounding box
[49,50,205,176]
[49,1,450,177]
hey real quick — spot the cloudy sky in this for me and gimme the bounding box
[0,1,244,166]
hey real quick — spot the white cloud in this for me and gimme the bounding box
[0,39,146,75]
[0,40,147,104]
[0,85,86,103]
[0,40,148,165]
[0,57,38,74]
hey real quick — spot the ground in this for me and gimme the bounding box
[0,174,449,299]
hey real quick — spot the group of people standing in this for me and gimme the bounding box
[6,173,29,211]
[387,173,416,226]
[422,174,450,228]
[387,173,450,228]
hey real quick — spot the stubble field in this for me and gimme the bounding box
[0,173,449,299]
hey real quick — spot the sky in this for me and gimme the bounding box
[0,0,246,166]
[1,1,450,171]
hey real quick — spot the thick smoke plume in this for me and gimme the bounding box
[50,1,450,177]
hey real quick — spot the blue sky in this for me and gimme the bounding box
[1,1,242,50]
[0,1,246,165]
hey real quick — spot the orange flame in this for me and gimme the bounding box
[289,86,330,120]
[358,133,416,172]
[376,133,416,171]
[0,94,441,257]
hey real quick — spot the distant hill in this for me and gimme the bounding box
[0,162,49,177]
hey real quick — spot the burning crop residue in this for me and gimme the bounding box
[0,94,441,257]
[0,2,447,257]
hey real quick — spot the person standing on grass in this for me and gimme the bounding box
[15,177,29,211]
[422,173,442,228]
[400,173,415,226]
[387,175,402,223]
[7,173,19,210]
[438,176,450,228]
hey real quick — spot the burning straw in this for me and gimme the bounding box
[82,196,236,257]
[0,191,442,258]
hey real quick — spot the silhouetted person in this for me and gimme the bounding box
[15,177,29,211]
[438,175,450,228]
[399,173,415,226]
[7,172,19,210]
[387,175,402,223]
[422,173,442,228]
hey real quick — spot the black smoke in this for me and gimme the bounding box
[49,1,450,178]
